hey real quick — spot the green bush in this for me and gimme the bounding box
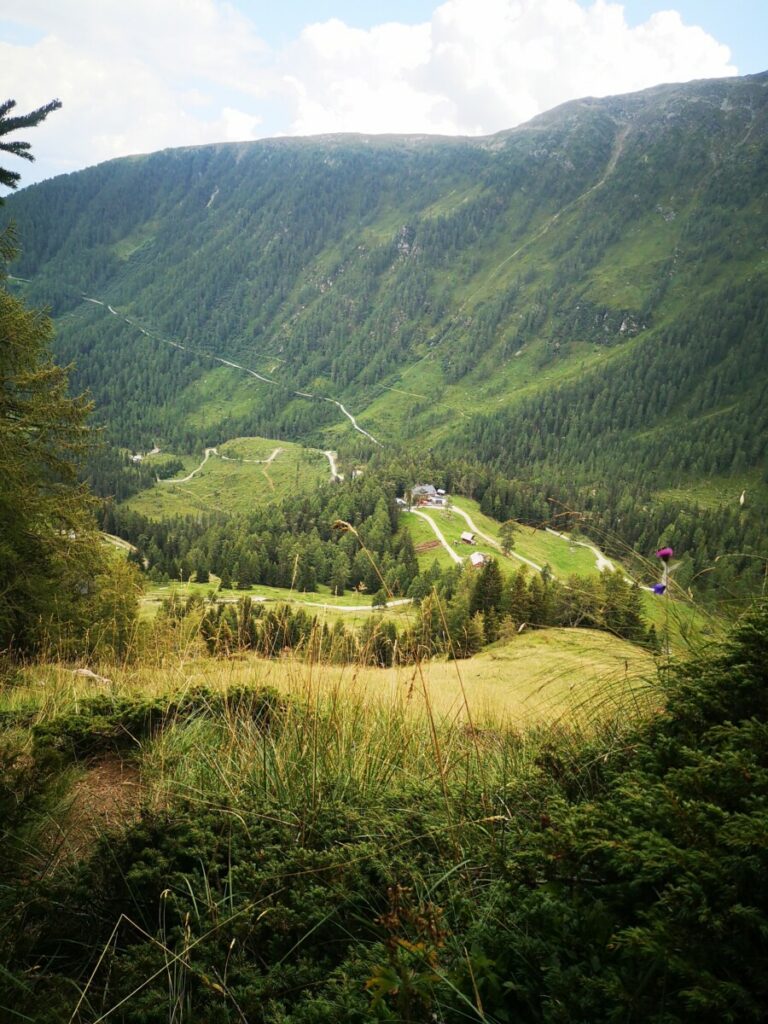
[29,685,286,760]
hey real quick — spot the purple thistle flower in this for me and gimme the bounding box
[655,547,674,562]
[652,583,667,595]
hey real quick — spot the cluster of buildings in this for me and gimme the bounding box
[407,484,489,568]
[409,483,448,507]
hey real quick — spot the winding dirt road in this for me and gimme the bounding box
[151,442,345,488]
[420,506,651,591]
[157,445,286,485]
[411,510,464,565]
[545,527,614,573]
[321,450,343,480]
[157,447,218,484]
[447,506,545,573]
[293,597,412,612]
[219,447,283,466]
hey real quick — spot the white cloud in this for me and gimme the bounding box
[1,0,275,183]
[219,106,263,141]
[282,19,450,136]
[283,0,737,138]
[0,0,738,187]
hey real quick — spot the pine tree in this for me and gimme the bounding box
[0,241,111,652]
[507,568,530,625]
[470,558,504,617]
[0,96,138,656]
[0,97,61,191]
[528,574,553,627]
[195,556,210,584]
[499,520,516,555]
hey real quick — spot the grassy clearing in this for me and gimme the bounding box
[112,219,160,261]
[141,581,415,630]
[409,497,602,578]
[419,627,655,726]
[175,365,270,430]
[400,510,464,572]
[140,581,418,637]
[124,436,330,518]
[655,470,765,511]
[450,496,602,576]
[406,498,713,654]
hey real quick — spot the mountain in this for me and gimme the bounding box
[3,72,767,592]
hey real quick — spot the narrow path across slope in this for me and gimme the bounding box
[422,506,653,591]
[545,527,614,573]
[103,533,139,554]
[157,444,288,486]
[163,592,412,613]
[219,447,283,465]
[321,450,343,480]
[103,532,149,569]
[323,398,381,445]
[83,295,382,446]
[292,597,412,612]
[543,527,653,591]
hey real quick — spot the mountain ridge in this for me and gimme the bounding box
[3,73,767,504]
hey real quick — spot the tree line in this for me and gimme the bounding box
[161,555,658,668]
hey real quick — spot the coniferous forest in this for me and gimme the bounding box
[5,71,767,605]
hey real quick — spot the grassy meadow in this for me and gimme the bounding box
[411,497,713,651]
[141,579,415,631]
[429,497,602,576]
[404,494,623,579]
[124,436,331,518]
[3,625,655,729]
[130,489,711,649]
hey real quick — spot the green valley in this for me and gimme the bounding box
[4,71,765,600]
[1,69,767,1024]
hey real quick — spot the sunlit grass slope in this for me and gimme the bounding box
[5,627,655,730]
[407,496,608,577]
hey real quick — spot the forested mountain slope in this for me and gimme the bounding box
[4,73,767,506]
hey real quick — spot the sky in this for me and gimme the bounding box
[1,0,766,189]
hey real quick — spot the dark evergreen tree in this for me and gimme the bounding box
[0,97,61,191]
[469,559,504,617]
[0,99,136,656]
